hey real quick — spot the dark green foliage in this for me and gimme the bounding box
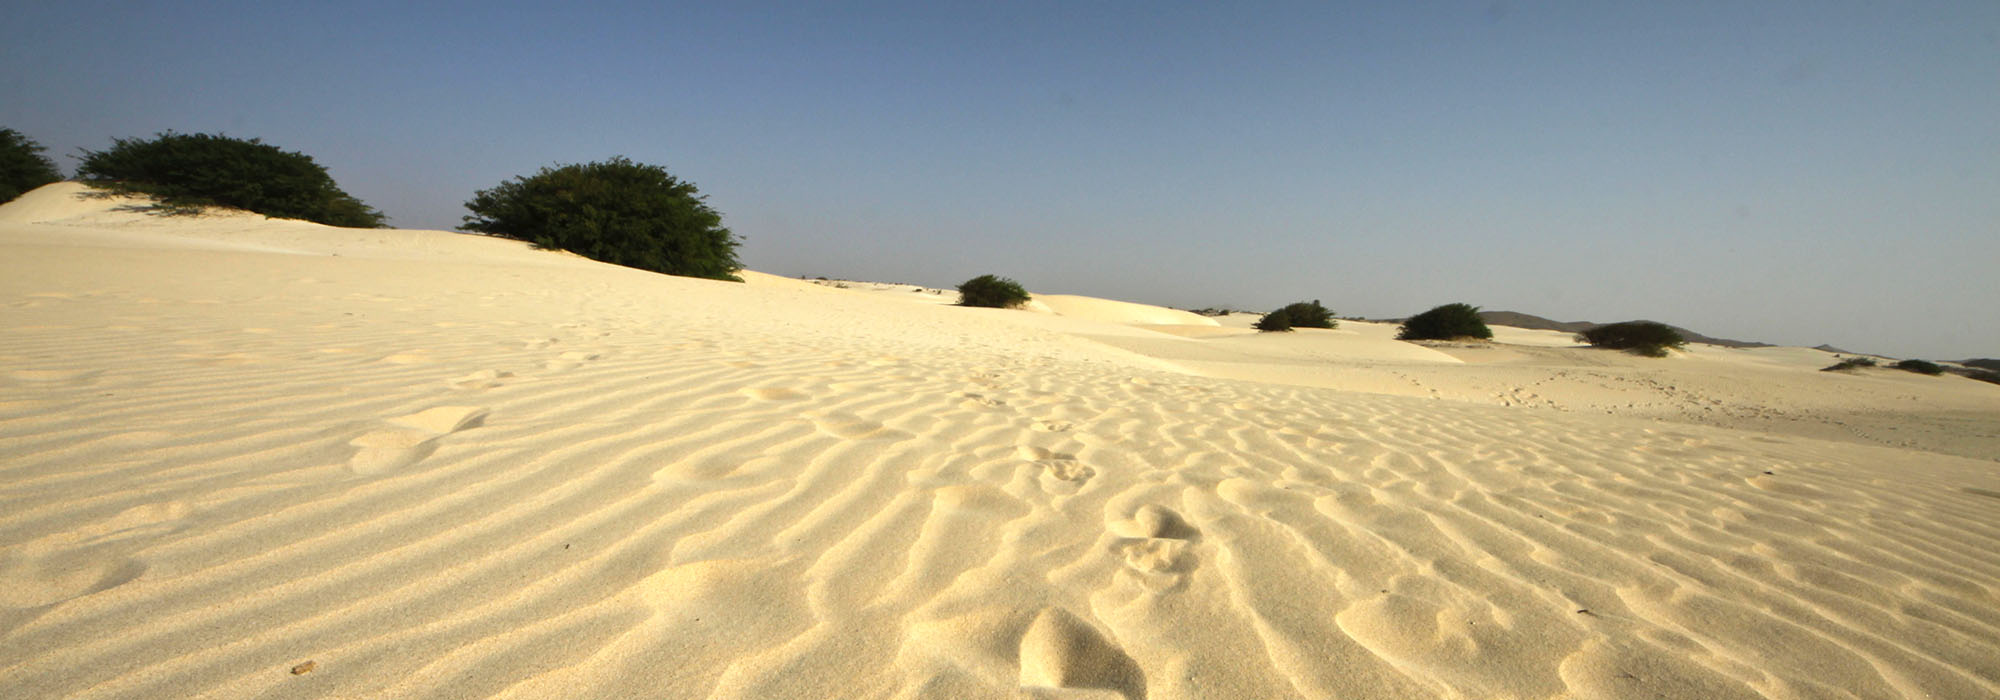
[74,132,385,227]
[1,128,65,204]
[1576,321,1688,357]
[956,274,1031,308]
[1397,303,1492,341]
[1966,369,2000,386]
[1894,359,1943,376]
[1253,310,1292,332]
[1822,357,1878,372]
[464,157,742,281]
[1963,359,2000,372]
[1256,300,1336,332]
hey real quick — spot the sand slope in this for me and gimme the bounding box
[3,184,1998,699]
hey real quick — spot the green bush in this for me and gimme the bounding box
[75,131,385,227]
[1821,357,1877,372]
[1253,310,1292,332]
[1,128,62,204]
[1255,300,1336,332]
[1576,321,1687,357]
[464,157,742,281]
[1966,369,2000,386]
[1397,303,1492,341]
[956,274,1031,308]
[1894,359,1943,376]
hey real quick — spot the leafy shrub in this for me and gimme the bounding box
[1,128,62,203]
[1256,300,1336,332]
[1253,310,1292,332]
[1821,357,1877,371]
[464,157,742,281]
[956,274,1031,308]
[75,131,385,227]
[1894,359,1943,376]
[1397,303,1492,341]
[1576,321,1688,357]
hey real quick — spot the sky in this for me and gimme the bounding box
[4,1,1996,359]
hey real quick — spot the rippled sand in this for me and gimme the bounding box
[4,183,1997,699]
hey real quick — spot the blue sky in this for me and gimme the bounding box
[5,1,1996,359]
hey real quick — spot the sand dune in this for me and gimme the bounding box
[3,184,1998,698]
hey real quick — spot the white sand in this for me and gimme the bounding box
[3,182,1998,699]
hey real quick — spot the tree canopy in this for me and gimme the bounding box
[463,157,742,281]
[75,131,386,227]
[1,128,63,204]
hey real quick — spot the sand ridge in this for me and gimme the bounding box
[2,185,1998,698]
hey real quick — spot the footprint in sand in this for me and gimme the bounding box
[1019,446,1093,494]
[544,351,599,371]
[379,352,432,365]
[961,393,1008,409]
[1109,505,1201,591]
[1030,420,1074,433]
[64,501,194,545]
[448,369,513,390]
[348,406,488,475]
[741,387,807,401]
[0,550,147,608]
[808,412,911,441]
[1018,607,1147,698]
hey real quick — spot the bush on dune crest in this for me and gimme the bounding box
[1255,300,1336,332]
[956,274,1031,309]
[1397,303,1492,341]
[1,128,63,204]
[1577,321,1688,357]
[463,157,743,282]
[1894,359,1943,376]
[75,131,386,227]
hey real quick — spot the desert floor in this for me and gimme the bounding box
[3,183,1997,699]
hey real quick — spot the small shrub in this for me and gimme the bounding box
[1576,321,1688,357]
[75,131,385,227]
[464,157,742,281]
[1894,359,1943,376]
[1397,303,1492,341]
[1253,310,1292,332]
[1257,300,1336,331]
[956,274,1030,308]
[1,128,63,204]
[1821,357,1877,372]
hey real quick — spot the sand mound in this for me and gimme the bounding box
[3,191,1997,699]
[1032,294,1220,327]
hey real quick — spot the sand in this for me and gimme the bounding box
[2,182,1997,699]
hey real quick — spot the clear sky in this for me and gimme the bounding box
[5,1,1996,359]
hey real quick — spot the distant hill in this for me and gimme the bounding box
[1475,310,1776,349]
[1963,359,2000,371]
